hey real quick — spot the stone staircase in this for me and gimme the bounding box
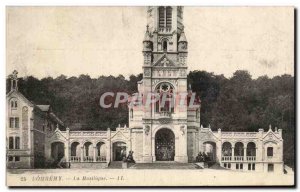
[129,162,200,169]
[107,161,123,169]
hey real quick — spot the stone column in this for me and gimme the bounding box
[257,129,264,162]
[80,147,84,162]
[231,147,235,161]
[66,127,70,163]
[174,125,188,163]
[152,136,156,162]
[243,147,247,161]
[65,144,70,165]
[192,131,197,160]
[216,140,222,162]
[143,124,153,162]
[129,128,132,152]
[127,139,131,157]
[255,147,258,161]
[93,146,97,162]
[107,128,111,162]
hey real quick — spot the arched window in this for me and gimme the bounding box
[222,142,232,156]
[9,137,14,149]
[15,137,20,149]
[71,142,80,156]
[234,142,244,156]
[246,142,256,156]
[158,6,172,30]
[166,6,172,28]
[267,147,273,157]
[83,142,93,158]
[155,83,174,113]
[158,6,165,29]
[163,41,168,52]
[10,98,18,109]
[96,142,106,157]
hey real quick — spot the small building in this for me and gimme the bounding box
[6,70,65,168]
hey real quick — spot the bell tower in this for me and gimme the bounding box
[142,6,188,67]
[139,6,190,163]
[141,6,189,119]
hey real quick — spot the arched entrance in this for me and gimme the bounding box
[51,142,65,162]
[70,142,80,162]
[83,141,93,162]
[155,128,175,161]
[203,141,216,162]
[113,142,126,161]
[96,142,106,162]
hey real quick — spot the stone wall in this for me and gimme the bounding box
[32,113,46,168]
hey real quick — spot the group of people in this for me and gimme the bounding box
[123,150,135,163]
[195,152,211,162]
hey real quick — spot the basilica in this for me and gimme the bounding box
[6,6,284,173]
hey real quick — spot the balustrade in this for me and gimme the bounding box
[234,156,244,161]
[222,156,232,161]
[70,156,107,162]
[246,156,256,161]
[83,156,94,162]
[70,156,81,162]
[221,155,256,162]
[96,156,106,162]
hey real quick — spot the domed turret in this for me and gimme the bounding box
[178,27,188,52]
[143,25,153,52]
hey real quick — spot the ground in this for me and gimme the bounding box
[7,163,294,187]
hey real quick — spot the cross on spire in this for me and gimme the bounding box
[11,70,18,80]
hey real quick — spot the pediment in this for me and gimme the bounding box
[110,130,128,141]
[48,128,67,141]
[7,90,34,107]
[153,54,176,67]
[201,130,218,142]
[263,131,280,141]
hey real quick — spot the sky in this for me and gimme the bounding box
[6,7,294,79]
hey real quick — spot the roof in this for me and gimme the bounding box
[143,25,152,42]
[6,90,34,107]
[36,105,50,112]
[7,90,64,127]
[49,112,65,127]
[178,31,187,42]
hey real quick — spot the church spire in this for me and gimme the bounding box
[178,27,187,43]
[143,25,153,53]
[143,25,151,42]
[178,27,188,53]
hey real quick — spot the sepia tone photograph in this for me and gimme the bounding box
[5,6,295,187]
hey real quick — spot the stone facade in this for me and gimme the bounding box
[6,7,284,173]
[6,70,65,169]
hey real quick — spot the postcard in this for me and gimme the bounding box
[6,6,295,187]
